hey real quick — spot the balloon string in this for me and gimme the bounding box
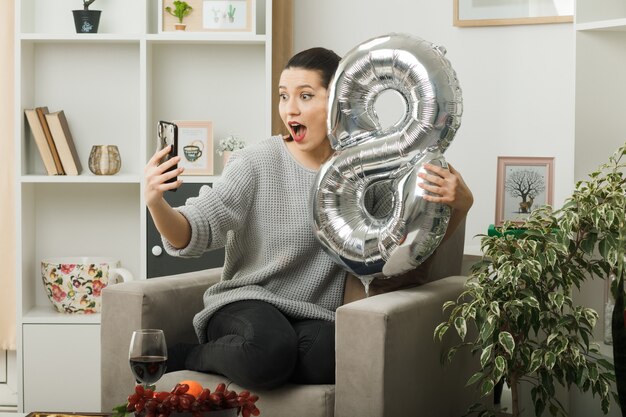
[360,277,374,298]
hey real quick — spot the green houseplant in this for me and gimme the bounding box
[436,142,626,417]
[72,0,101,33]
[165,0,193,31]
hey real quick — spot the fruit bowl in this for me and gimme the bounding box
[170,411,236,417]
[114,382,260,417]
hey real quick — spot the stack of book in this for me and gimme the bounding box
[24,107,83,175]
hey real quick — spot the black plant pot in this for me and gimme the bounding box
[72,10,101,33]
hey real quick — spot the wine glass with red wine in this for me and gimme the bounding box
[129,329,168,387]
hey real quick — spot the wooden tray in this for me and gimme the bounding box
[27,413,112,417]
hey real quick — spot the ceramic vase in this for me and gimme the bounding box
[89,145,121,175]
[222,151,233,168]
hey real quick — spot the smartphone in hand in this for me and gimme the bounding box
[157,121,178,190]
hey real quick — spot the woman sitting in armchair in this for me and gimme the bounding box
[144,46,473,390]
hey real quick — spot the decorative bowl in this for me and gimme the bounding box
[41,257,132,313]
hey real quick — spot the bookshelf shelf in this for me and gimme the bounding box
[14,0,292,412]
[19,33,267,44]
[19,174,142,183]
[22,306,101,324]
[146,33,267,44]
[576,18,626,31]
[19,33,143,42]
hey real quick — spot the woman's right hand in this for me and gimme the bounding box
[144,145,184,208]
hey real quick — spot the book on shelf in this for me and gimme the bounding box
[35,106,66,175]
[24,108,59,175]
[45,110,83,175]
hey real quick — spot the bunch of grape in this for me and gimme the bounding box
[125,383,260,417]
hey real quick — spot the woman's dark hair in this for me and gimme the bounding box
[284,47,341,89]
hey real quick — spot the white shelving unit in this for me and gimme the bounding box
[570,1,624,416]
[573,0,626,340]
[574,0,626,182]
[14,0,290,411]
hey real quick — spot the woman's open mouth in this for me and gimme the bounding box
[289,122,307,142]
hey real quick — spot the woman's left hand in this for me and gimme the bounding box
[417,162,474,214]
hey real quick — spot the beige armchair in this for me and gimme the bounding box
[101,224,482,417]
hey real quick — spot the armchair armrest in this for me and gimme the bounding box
[100,268,222,412]
[335,275,480,417]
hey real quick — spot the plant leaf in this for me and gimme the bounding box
[529,349,543,373]
[454,316,467,341]
[480,344,494,368]
[544,351,556,370]
[498,331,515,356]
[480,378,495,397]
[442,300,456,312]
[480,315,497,343]
[434,323,449,341]
[466,371,484,387]
[493,355,506,381]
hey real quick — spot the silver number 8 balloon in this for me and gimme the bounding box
[311,33,463,281]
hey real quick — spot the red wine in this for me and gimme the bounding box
[129,356,167,384]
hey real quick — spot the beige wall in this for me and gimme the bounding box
[0,0,16,351]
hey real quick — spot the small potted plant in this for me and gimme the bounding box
[165,0,193,31]
[72,0,101,34]
[217,135,246,167]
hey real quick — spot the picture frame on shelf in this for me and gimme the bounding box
[159,0,255,33]
[495,156,554,226]
[453,0,573,27]
[202,0,254,32]
[175,120,214,175]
